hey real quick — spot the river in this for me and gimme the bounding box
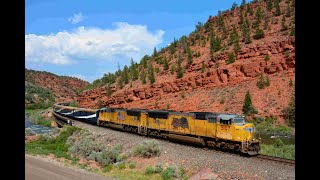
[25,115,53,134]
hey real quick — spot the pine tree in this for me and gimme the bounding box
[187,45,193,65]
[242,91,258,115]
[164,56,169,70]
[275,0,281,16]
[241,0,246,7]
[130,58,138,81]
[265,75,270,86]
[122,65,129,84]
[153,47,157,57]
[264,16,269,30]
[107,83,112,97]
[267,0,273,12]
[290,24,295,36]
[265,54,270,61]
[243,17,252,44]
[226,52,236,64]
[286,2,291,17]
[201,61,205,73]
[117,77,123,89]
[148,62,155,84]
[176,54,183,78]
[253,28,265,39]
[281,14,288,31]
[140,69,146,84]
[253,7,263,28]
[231,2,238,11]
[246,4,253,15]
[256,73,265,89]
[239,11,244,25]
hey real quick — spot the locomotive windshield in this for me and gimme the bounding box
[234,118,245,124]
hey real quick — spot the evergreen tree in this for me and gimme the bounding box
[242,17,252,44]
[187,45,193,65]
[117,77,123,89]
[265,75,270,86]
[242,91,258,115]
[275,0,281,16]
[253,28,265,39]
[290,24,295,36]
[253,7,263,28]
[130,58,138,81]
[107,83,112,97]
[140,69,146,84]
[176,54,183,79]
[246,4,253,16]
[239,11,244,26]
[286,2,291,17]
[267,0,273,12]
[153,47,157,57]
[201,61,205,73]
[148,62,155,84]
[231,2,238,11]
[226,52,236,64]
[164,56,169,70]
[241,0,246,7]
[264,16,269,30]
[281,14,288,31]
[265,54,270,61]
[122,65,129,84]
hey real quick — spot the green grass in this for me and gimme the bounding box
[25,108,52,127]
[25,125,79,160]
[260,139,295,160]
[255,122,293,136]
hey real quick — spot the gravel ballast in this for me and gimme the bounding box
[73,120,295,179]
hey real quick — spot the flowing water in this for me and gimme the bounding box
[25,115,53,134]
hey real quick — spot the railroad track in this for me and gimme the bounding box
[255,154,295,166]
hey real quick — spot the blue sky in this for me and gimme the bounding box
[26,0,250,83]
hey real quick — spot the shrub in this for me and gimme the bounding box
[166,103,171,110]
[117,162,126,170]
[260,142,295,160]
[161,165,186,180]
[155,162,163,173]
[220,96,225,104]
[145,166,156,175]
[128,161,136,169]
[133,140,161,158]
[242,91,258,115]
[181,90,186,99]
[103,164,113,172]
[226,52,235,64]
[265,54,270,61]
[253,28,265,39]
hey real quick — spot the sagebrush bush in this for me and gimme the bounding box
[103,164,113,172]
[128,161,136,169]
[133,140,161,158]
[161,164,186,180]
[145,166,156,175]
[66,129,125,167]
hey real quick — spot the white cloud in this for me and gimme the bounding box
[68,12,84,24]
[69,74,87,81]
[25,22,165,65]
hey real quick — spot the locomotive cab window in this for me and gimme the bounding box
[220,119,232,125]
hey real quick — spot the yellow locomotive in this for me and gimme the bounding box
[53,103,261,155]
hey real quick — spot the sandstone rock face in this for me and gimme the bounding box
[77,0,295,121]
[25,69,89,103]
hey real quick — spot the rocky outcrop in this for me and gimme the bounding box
[77,0,295,120]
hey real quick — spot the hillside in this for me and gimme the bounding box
[77,0,295,122]
[25,68,89,108]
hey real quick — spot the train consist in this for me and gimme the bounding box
[53,102,261,155]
